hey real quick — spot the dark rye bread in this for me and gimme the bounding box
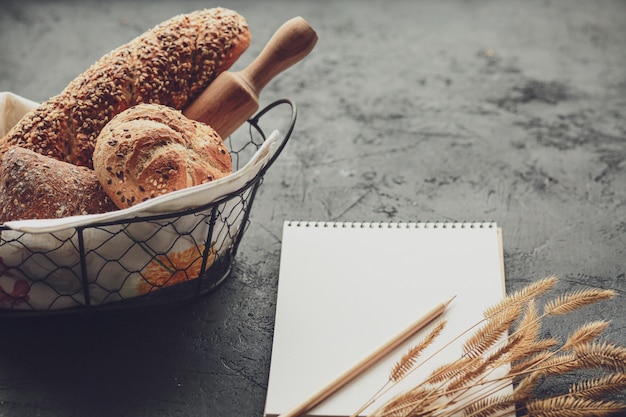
[93,103,232,209]
[0,7,250,169]
[0,147,118,223]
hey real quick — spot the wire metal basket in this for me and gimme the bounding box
[0,99,296,316]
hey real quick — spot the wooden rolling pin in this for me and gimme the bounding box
[183,16,318,138]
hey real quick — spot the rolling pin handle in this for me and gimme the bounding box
[183,16,317,138]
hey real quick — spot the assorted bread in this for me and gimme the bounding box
[0,7,250,169]
[0,8,250,223]
[93,104,232,209]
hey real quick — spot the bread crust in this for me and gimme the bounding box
[0,7,250,169]
[93,103,232,209]
[0,147,118,223]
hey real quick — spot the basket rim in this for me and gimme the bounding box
[0,98,296,233]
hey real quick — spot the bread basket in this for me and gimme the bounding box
[0,96,296,316]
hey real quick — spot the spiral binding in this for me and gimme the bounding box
[285,221,497,229]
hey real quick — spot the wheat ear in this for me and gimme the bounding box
[569,373,626,399]
[543,288,616,316]
[483,275,557,319]
[574,341,626,372]
[390,320,447,382]
[350,320,449,417]
[463,304,521,360]
[363,277,625,417]
[368,386,440,417]
[562,320,611,350]
[524,396,626,417]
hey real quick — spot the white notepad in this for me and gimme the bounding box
[264,221,510,417]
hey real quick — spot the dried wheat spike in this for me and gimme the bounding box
[509,351,554,377]
[537,353,580,377]
[389,320,447,382]
[460,393,516,417]
[543,288,616,316]
[525,396,626,417]
[569,373,626,399]
[513,372,542,400]
[512,299,540,342]
[562,320,611,351]
[509,338,560,367]
[574,341,626,373]
[370,386,439,417]
[483,275,558,319]
[425,356,474,385]
[463,304,521,359]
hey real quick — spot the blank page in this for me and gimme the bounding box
[264,221,507,417]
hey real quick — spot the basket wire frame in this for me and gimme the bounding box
[0,99,296,316]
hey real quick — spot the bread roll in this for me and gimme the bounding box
[93,103,232,209]
[0,7,250,169]
[0,147,118,223]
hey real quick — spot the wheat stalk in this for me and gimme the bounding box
[524,396,626,417]
[483,275,558,319]
[390,320,448,383]
[543,288,616,316]
[350,320,448,417]
[360,276,625,417]
[574,341,626,372]
[562,320,611,350]
[569,373,626,399]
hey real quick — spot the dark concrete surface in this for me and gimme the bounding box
[0,0,625,416]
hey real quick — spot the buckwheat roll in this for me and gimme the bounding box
[93,103,232,209]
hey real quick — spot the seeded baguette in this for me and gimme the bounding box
[0,147,118,223]
[0,7,250,169]
[93,103,232,209]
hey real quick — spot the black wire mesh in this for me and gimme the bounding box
[0,99,296,316]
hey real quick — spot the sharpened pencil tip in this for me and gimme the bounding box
[445,295,457,307]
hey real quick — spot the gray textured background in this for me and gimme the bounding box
[1,1,625,416]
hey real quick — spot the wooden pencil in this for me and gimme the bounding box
[277,295,456,417]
